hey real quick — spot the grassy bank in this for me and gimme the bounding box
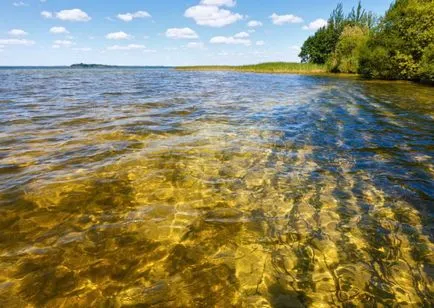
[176,62,327,74]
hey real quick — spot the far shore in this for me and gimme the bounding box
[176,62,335,75]
[175,62,364,78]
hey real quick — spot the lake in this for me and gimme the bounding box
[0,68,433,307]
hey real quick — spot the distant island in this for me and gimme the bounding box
[70,63,172,69]
[70,63,118,69]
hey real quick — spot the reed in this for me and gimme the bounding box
[176,62,327,74]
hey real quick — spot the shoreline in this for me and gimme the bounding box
[175,65,362,79]
[175,62,328,75]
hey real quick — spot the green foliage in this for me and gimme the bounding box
[359,0,434,81]
[418,43,434,83]
[299,28,337,64]
[299,2,376,65]
[327,25,369,73]
[177,62,326,73]
[347,2,377,28]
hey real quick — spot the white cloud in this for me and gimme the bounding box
[165,28,198,39]
[105,31,132,40]
[270,13,303,25]
[200,0,236,7]
[210,35,250,46]
[49,26,69,34]
[187,42,205,49]
[56,9,91,22]
[303,18,328,30]
[72,47,92,52]
[117,11,151,22]
[41,11,52,18]
[0,39,35,46]
[8,29,28,36]
[107,44,146,51]
[247,20,262,27]
[185,5,243,27]
[234,31,249,38]
[256,40,265,46]
[13,1,28,7]
[53,40,74,47]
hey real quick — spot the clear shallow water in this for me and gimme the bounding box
[0,68,433,307]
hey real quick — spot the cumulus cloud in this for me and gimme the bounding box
[200,0,235,7]
[233,31,249,38]
[117,11,151,22]
[49,26,69,34]
[303,18,328,30]
[107,44,146,51]
[185,5,243,27]
[256,40,265,46]
[105,31,132,40]
[56,9,91,21]
[13,1,28,7]
[8,29,28,36]
[247,20,262,27]
[41,11,52,18]
[210,35,250,46]
[0,39,35,46]
[270,13,303,25]
[42,9,91,21]
[165,28,198,39]
[187,42,205,49]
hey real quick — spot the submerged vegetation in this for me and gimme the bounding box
[300,0,434,83]
[1,68,433,306]
[176,62,326,73]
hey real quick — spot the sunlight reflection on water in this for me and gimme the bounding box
[0,69,433,307]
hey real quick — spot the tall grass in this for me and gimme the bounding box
[176,62,326,74]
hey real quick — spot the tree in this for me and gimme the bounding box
[328,25,369,73]
[418,43,434,83]
[299,2,376,65]
[359,0,434,81]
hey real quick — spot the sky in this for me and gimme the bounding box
[0,0,392,66]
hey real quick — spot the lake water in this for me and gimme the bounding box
[0,69,433,307]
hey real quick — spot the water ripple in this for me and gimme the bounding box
[0,69,433,306]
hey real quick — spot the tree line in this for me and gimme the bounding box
[299,0,434,83]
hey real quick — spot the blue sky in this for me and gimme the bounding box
[0,0,392,66]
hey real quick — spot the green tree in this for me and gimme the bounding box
[359,0,434,81]
[328,25,369,73]
[299,2,376,65]
[418,43,434,83]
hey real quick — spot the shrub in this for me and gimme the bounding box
[418,44,434,83]
[328,25,369,73]
[359,0,434,81]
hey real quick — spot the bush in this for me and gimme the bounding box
[328,25,369,73]
[358,45,398,79]
[418,44,434,83]
[359,0,434,81]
